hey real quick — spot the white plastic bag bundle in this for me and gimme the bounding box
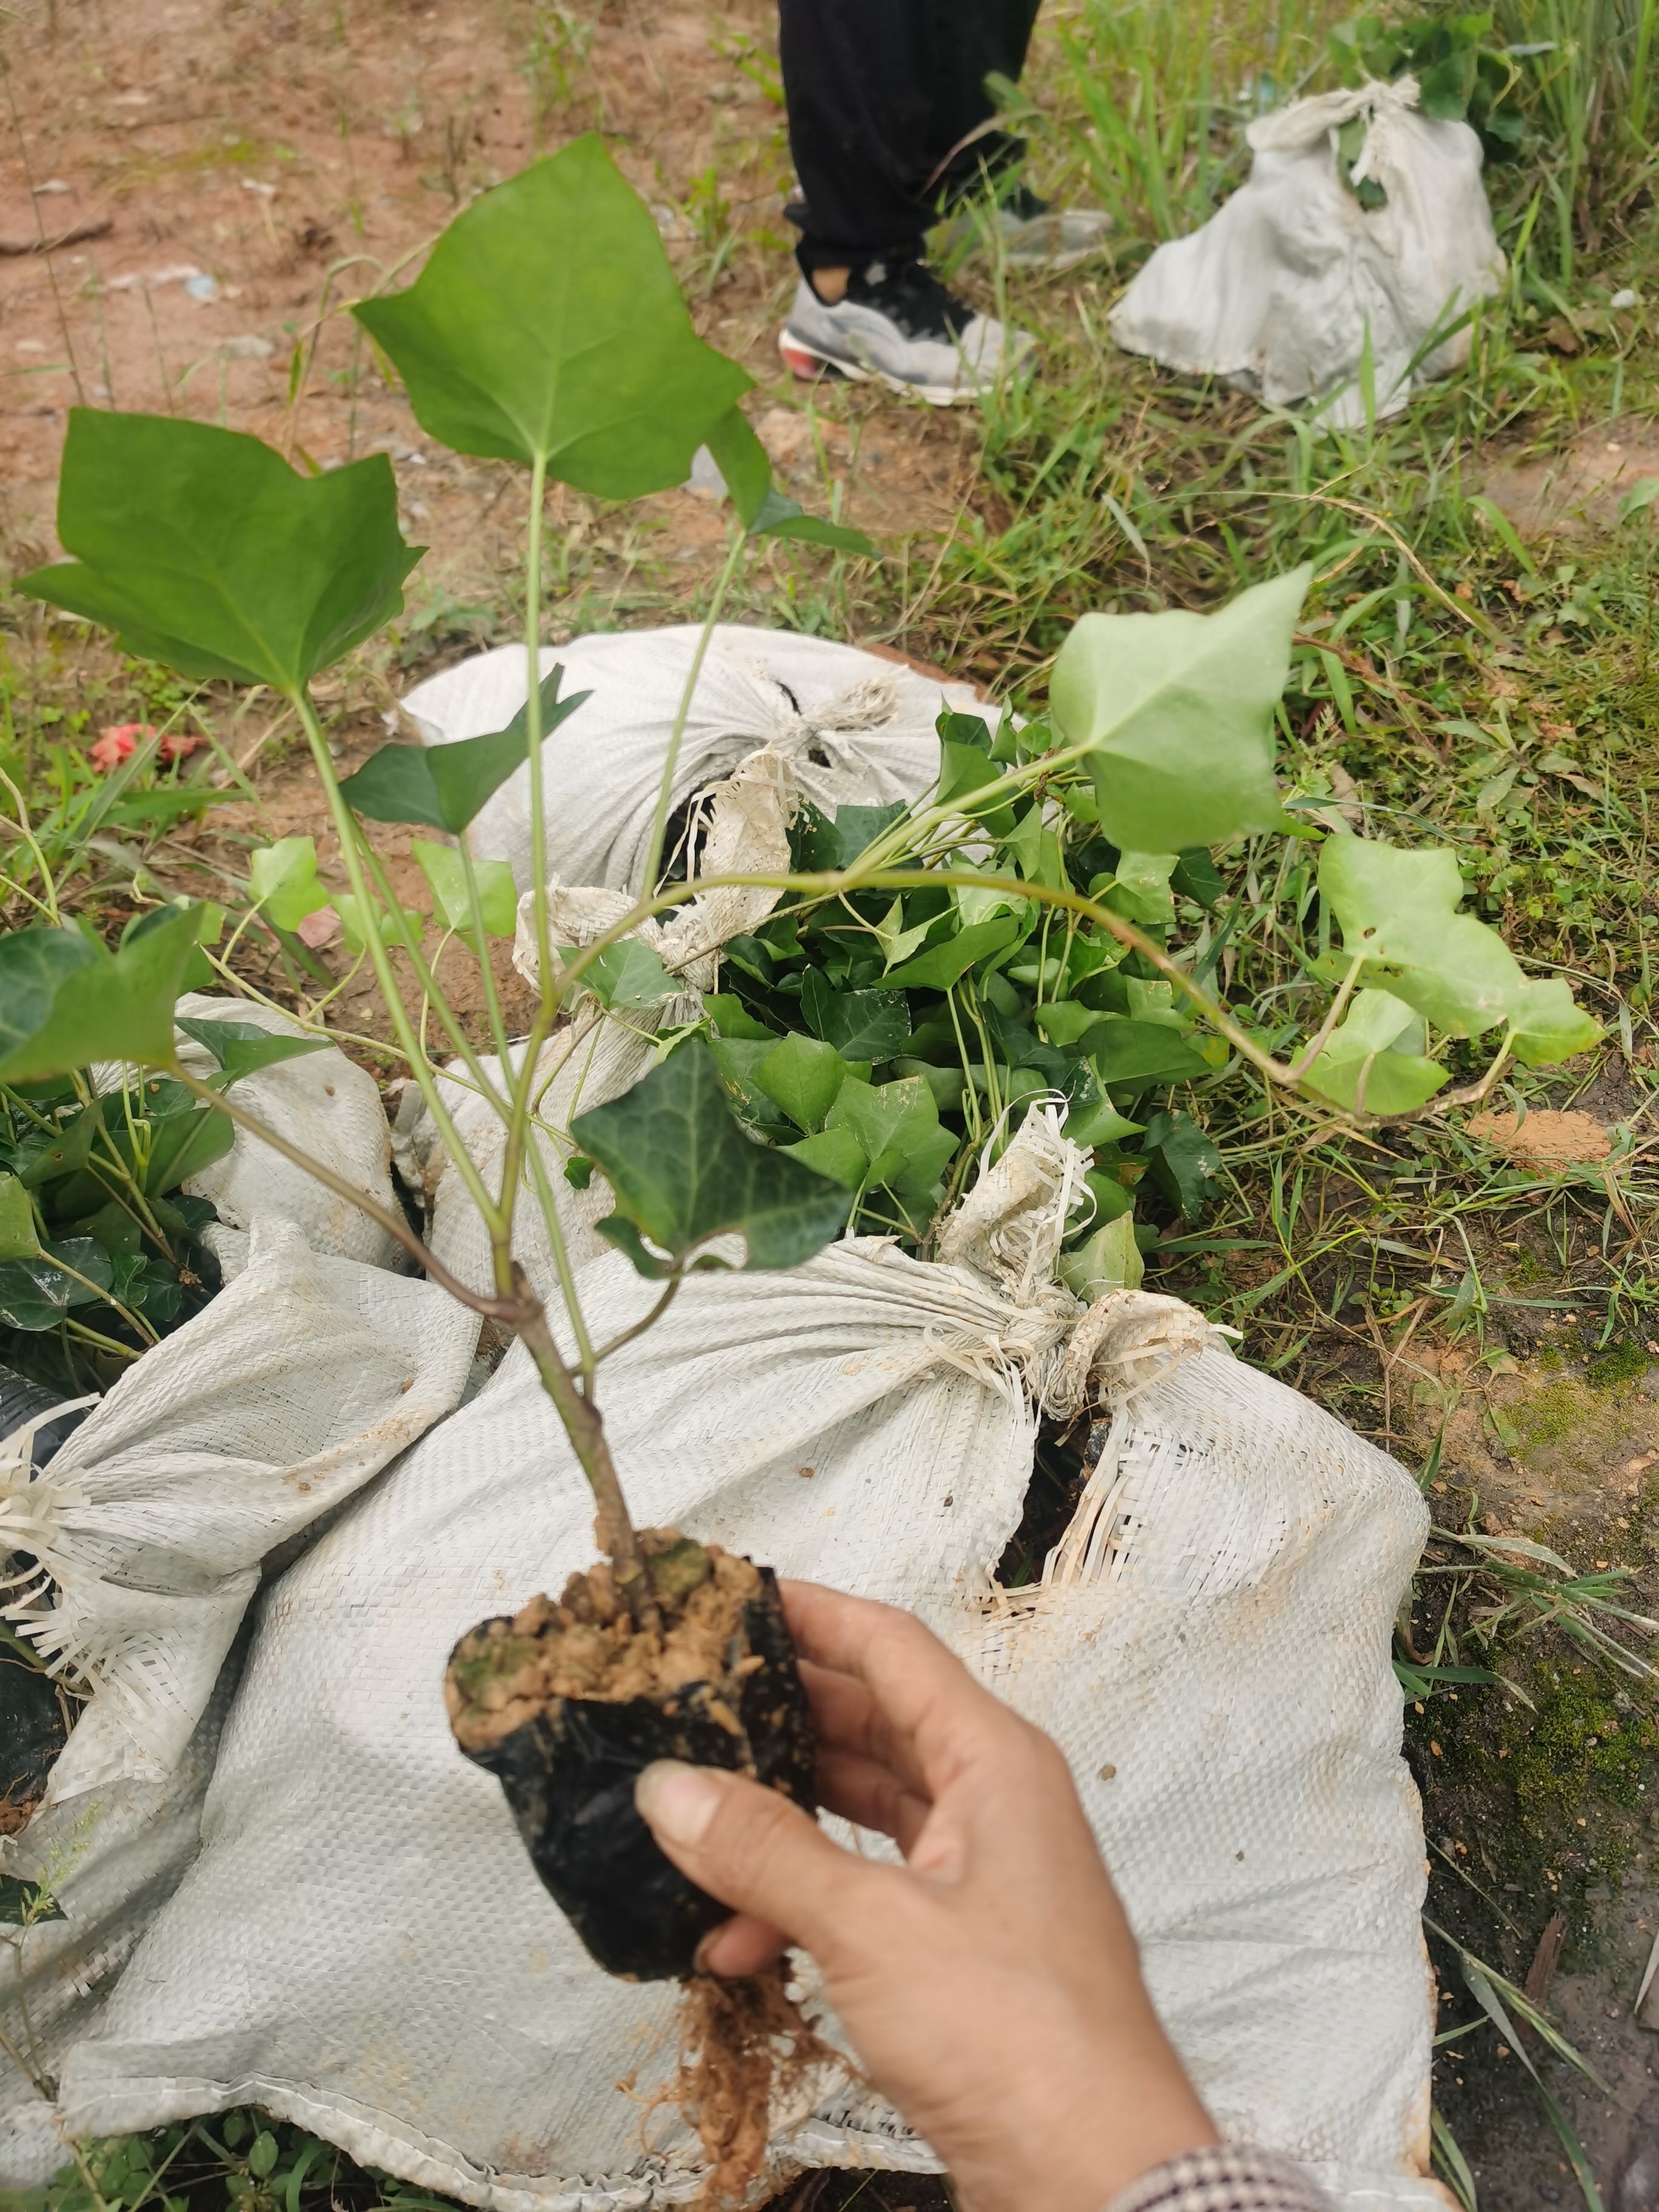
[1,1006,478,2184]
[1110,78,1504,426]
[58,1115,1440,2211]
[400,624,996,894]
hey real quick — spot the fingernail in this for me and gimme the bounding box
[635,1759,722,1847]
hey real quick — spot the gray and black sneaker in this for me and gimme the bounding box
[779,259,1033,406]
[940,183,1111,274]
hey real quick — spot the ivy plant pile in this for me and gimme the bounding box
[0,1011,326,1389]
[0,132,1600,1634]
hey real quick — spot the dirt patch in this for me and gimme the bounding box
[1479,418,1659,541]
[0,0,986,598]
[1398,1338,1659,1536]
[447,1538,763,1751]
[1467,1107,1614,1165]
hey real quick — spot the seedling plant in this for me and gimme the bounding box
[0,127,1606,2187]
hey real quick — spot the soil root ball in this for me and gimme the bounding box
[446,1538,816,1980]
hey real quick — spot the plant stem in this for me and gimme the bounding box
[289,685,506,1242]
[511,1263,655,1627]
[524,449,554,997]
[640,525,746,897]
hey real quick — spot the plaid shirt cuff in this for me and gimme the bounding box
[1103,2144,1333,2212]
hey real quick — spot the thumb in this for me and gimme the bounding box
[636,1759,872,1954]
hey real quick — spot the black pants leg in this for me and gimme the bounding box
[779,0,1044,274]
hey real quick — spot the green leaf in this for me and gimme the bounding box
[249,837,330,933]
[702,993,775,1041]
[332,891,424,956]
[1064,1099,1145,1148]
[0,1877,64,1926]
[1318,841,1601,1062]
[1619,477,1659,524]
[883,916,1021,992]
[936,740,1016,835]
[708,1037,795,1133]
[572,1038,851,1274]
[1035,1001,1105,1048]
[11,1105,99,1188]
[121,902,221,994]
[0,1238,112,1330]
[16,412,420,692]
[354,138,749,492]
[136,1104,236,1196]
[338,669,588,832]
[781,1126,868,1191]
[1050,566,1308,851]
[1057,1213,1144,1301]
[1142,1108,1221,1218]
[703,407,874,553]
[1087,1016,1213,1086]
[411,841,519,937]
[175,1017,332,1087]
[0,910,205,1085]
[573,937,679,1011]
[1100,850,1179,926]
[825,1074,952,1195]
[753,1032,848,1133]
[874,897,931,974]
[1302,988,1448,1115]
[800,970,911,1061]
[0,1173,39,1261]
[788,799,910,873]
[247,2136,279,2182]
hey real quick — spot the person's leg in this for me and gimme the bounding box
[779,0,1041,284]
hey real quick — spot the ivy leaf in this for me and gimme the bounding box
[703,407,875,554]
[355,138,749,494]
[249,838,330,933]
[883,916,1021,992]
[1050,566,1307,851]
[574,939,679,1011]
[936,739,1017,836]
[753,1033,848,1133]
[121,902,220,994]
[11,1105,99,1188]
[1303,988,1447,1115]
[0,910,206,1085]
[412,842,519,937]
[874,897,931,974]
[703,993,775,1041]
[1098,851,1179,926]
[1318,841,1601,1064]
[338,670,588,832]
[136,1105,236,1196]
[1087,1016,1213,1087]
[331,892,425,957]
[788,800,910,873]
[1057,1213,1144,1301]
[1141,1108,1221,1218]
[825,1074,944,1193]
[175,1017,332,1087]
[0,1173,39,1262]
[16,412,420,692]
[800,970,911,1061]
[572,1039,851,1275]
[781,1126,868,1191]
[0,1238,112,1330]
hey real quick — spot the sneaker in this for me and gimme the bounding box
[778,260,1033,406]
[940,184,1111,274]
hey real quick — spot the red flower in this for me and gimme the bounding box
[87,723,201,770]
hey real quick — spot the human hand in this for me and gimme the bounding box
[634,1581,1216,2212]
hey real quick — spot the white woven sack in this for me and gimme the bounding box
[1110,78,1504,426]
[170,993,405,1278]
[58,1115,1440,2211]
[399,624,996,893]
[0,1025,479,2184]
